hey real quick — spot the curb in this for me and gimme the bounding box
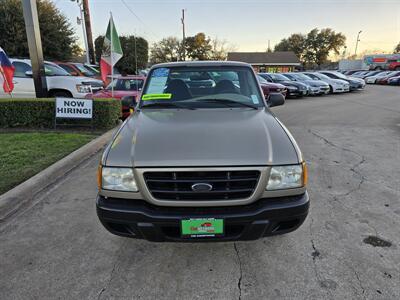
[0,127,117,222]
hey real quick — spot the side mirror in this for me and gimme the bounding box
[25,71,33,77]
[267,93,285,108]
[121,95,137,109]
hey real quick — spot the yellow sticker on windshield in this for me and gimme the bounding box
[142,93,172,101]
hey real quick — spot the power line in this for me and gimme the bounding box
[119,0,159,39]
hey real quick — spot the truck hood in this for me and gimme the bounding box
[46,75,102,86]
[105,108,300,167]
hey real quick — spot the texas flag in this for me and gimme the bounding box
[100,15,123,83]
[0,47,15,93]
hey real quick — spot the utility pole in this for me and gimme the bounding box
[72,0,90,64]
[354,30,362,56]
[181,9,186,61]
[82,0,95,64]
[21,0,47,97]
[342,45,347,59]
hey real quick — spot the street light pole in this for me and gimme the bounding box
[354,30,362,56]
[181,9,186,61]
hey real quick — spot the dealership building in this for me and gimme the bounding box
[227,51,301,73]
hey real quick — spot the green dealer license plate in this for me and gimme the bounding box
[181,218,224,237]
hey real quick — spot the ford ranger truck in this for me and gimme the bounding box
[96,61,309,242]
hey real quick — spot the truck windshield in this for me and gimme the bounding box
[140,66,265,109]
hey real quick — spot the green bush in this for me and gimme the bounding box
[0,98,121,129]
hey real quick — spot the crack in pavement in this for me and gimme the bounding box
[353,269,367,300]
[233,243,243,300]
[346,264,367,300]
[309,218,321,276]
[97,240,127,300]
[308,129,367,198]
[309,217,334,299]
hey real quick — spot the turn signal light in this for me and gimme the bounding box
[97,164,102,190]
[302,161,308,186]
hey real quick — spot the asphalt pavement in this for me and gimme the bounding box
[0,85,399,300]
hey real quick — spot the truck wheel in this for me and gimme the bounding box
[50,90,72,97]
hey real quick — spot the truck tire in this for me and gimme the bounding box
[50,90,72,97]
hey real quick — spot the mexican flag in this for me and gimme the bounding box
[100,15,123,83]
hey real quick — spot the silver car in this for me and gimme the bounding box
[302,72,350,93]
[283,72,330,95]
[96,61,309,242]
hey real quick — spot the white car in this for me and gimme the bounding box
[0,59,103,98]
[303,72,350,93]
[364,71,393,84]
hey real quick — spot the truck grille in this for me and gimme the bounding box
[143,171,260,201]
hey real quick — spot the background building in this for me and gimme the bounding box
[227,51,301,72]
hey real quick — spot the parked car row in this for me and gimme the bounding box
[0,58,104,98]
[348,70,400,85]
[258,70,365,98]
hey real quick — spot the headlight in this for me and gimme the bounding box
[76,84,92,93]
[101,167,138,192]
[266,162,307,190]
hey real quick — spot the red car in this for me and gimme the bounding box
[86,75,145,119]
[257,75,287,99]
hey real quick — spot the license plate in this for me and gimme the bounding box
[181,218,224,238]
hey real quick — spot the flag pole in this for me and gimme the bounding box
[110,12,114,99]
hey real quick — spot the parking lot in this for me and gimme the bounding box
[0,85,399,300]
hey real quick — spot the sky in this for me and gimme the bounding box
[54,0,400,56]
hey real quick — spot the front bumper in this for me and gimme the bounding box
[96,192,309,242]
[320,86,330,94]
[286,89,303,97]
[332,85,350,93]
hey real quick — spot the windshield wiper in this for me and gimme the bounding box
[141,102,196,110]
[196,98,259,110]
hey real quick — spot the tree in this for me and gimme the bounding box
[185,32,212,60]
[95,35,149,74]
[274,28,346,67]
[209,37,235,60]
[0,0,79,60]
[395,42,400,53]
[274,33,306,60]
[304,28,346,66]
[149,37,182,64]
[149,33,233,63]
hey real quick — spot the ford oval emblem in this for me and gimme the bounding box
[191,183,213,192]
